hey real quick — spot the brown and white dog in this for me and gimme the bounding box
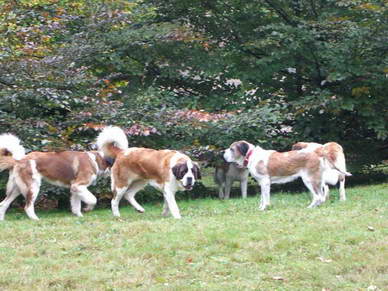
[291,142,350,201]
[223,141,351,210]
[96,126,201,219]
[0,133,112,220]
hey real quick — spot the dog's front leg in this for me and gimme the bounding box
[70,193,83,217]
[240,177,248,199]
[259,177,271,211]
[218,183,225,199]
[163,188,181,219]
[0,177,21,221]
[71,185,97,215]
[162,198,170,216]
[224,178,232,199]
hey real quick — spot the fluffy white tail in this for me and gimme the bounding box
[0,133,26,160]
[96,126,128,158]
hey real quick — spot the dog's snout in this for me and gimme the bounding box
[187,177,193,185]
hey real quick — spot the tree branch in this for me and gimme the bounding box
[263,0,296,26]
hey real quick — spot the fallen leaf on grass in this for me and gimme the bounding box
[367,226,375,231]
[318,256,333,263]
[272,276,285,281]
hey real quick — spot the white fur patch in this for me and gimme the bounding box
[0,133,26,160]
[30,160,42,194]
[44,178,69,188]
[323,169,340,185]
[87,152,99,173]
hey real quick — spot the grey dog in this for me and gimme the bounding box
[214,161,249,199]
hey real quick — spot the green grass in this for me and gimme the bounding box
[0,184,387,290]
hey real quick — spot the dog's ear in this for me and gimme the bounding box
[192,163,201,180]
[237,142,249,156]
[172,163,188,180]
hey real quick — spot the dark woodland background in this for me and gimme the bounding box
[1,0,387,207]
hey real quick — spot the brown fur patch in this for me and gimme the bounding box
[16,161,34,207]
[112,148,181,188]
[26,151,97,186]
[267,151,320,177]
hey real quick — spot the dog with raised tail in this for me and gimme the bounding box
[0,133,113,220]
[291,141,351,201]
[97,126,201,219]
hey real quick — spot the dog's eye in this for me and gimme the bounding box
[230,148,234,152]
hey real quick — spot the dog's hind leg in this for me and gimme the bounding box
[339,175,346,201]
[0,174,21,220]
[24,188,40,220]
[125,180,147,213]
[218,183,225,199]
[19,161,41,220]
[303,176,324,208]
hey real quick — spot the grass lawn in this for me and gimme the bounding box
[0,183,387,290]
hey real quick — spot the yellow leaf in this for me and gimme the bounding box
[351,87,370,96]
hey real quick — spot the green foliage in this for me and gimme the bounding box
[0,0,387,205]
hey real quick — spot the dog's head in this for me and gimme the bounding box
[172,160,201,190]
[223,140,253,168]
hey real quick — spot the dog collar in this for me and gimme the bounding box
[243,149,254,167]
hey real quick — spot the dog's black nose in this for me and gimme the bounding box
[187,177,193,185]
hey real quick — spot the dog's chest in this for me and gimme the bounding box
[226,164,248,180]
